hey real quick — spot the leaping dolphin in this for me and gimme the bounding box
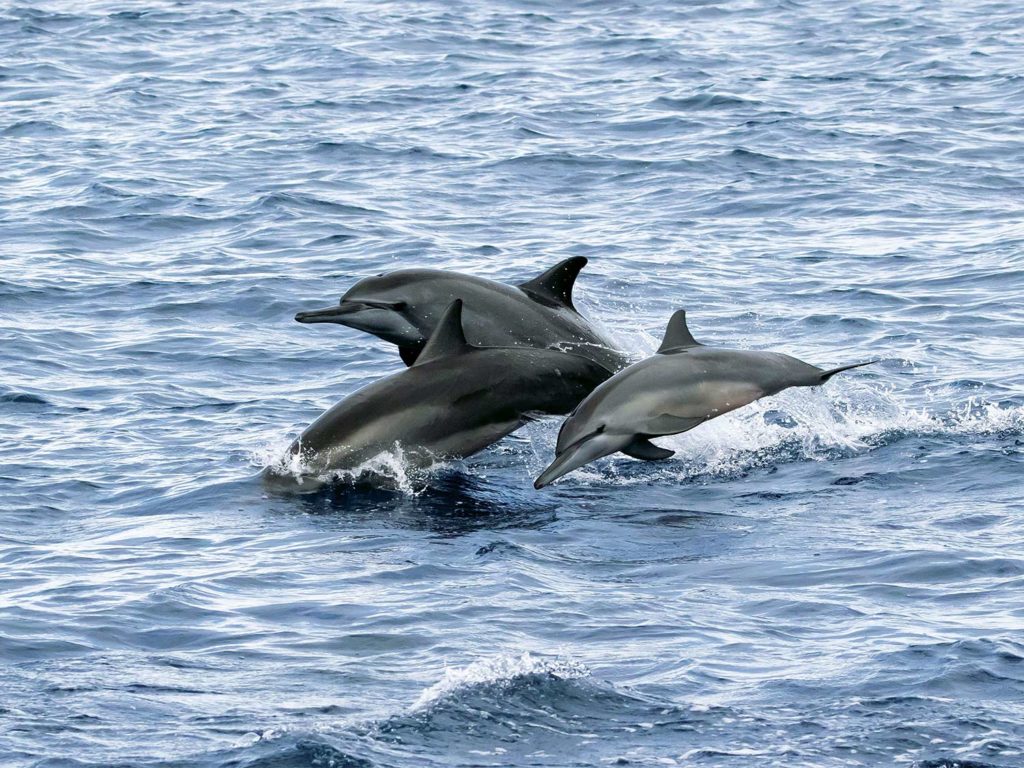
[534,310,875,489]
[267,300,615,492]
[294,257,629,372]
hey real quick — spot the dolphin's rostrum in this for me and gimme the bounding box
[534,310,875,489]
[295,256,628,372]
[267,299,614,492]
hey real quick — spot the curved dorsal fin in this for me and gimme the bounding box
[657,310,702,354]
[414,299,472,366]
[518,256,587,312]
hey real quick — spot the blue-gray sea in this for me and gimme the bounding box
[2,1,1023,766]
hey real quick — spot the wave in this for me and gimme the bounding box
[867,637,1024,701]
[248,192,387,218]
[0,389,50,406]
[652,93,764,111]
[40,645,1019,768]
[370,650,693,762]
[2,119,66,137]
[310,140,462,162]
[136,734,375,768]
[409,651,589,712]
[140,653,649,767]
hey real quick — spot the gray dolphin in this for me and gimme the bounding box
[266,300,614,492]
[294,256,629,372]
[534,310,875,489]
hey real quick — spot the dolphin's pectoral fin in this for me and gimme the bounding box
[414,300,475,366]
[657,310,703,354]
[398,343,423,367]
[620,437,674,461]
[518,256,587,312]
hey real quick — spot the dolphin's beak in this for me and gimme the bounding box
[534,451,578,489]
[294,303,363,324]
[295,298,421,346]
[295,299,404,324]
[534,433,623,489]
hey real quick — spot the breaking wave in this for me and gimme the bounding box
[410,651,590,711]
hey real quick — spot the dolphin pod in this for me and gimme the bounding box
[533,311,874,489]
[278,260,874,491]
[267,299,613,491]
[294,256,629,372]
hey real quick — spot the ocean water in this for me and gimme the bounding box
[2,0,1023,766]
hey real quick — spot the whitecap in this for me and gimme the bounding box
[411,651,589,712]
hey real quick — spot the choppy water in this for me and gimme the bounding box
[3,1,1023,766]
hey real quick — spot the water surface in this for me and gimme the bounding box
[2,1,1023,766]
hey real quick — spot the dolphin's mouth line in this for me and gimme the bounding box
[295,299,406,324]
[295,302,365,324]
[556,425,606,458]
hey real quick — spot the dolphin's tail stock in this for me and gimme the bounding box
[818,360,877,383]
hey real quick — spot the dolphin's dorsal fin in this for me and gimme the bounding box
[518,256,587,312]
[414,299,472,366]
[657,310,702,354]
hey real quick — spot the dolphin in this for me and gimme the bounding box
[294,256,629,372]
[534,310,875,489]
[266,300,614,492]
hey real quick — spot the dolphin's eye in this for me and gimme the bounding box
[596,424,606,434]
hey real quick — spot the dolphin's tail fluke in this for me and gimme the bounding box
[819,360,878,383]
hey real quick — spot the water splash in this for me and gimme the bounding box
[250,438,442,495]
[524,384,1024,487]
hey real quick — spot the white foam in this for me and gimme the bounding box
[252,383,1022,492]
[525,386,1024,486]
[250,434,307,477]
[411,651,589,712]
[250,438,446,496]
